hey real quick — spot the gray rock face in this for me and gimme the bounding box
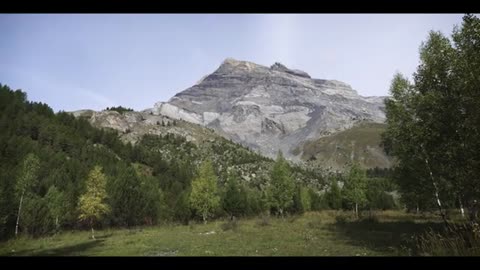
[70,109,207,145]
[152,58,387,161]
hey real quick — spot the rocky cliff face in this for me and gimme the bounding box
[153,58,387,162]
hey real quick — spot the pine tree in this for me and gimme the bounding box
[78,165,110,239]
[108,166,143,227]
[223,171,248,219]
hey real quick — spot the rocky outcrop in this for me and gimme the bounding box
[152,58,387,162]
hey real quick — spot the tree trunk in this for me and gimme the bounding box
[91,227,95,240]
[422,150,449,227]
[55,216,59,229]
[416,204,419,215]
[459,198,465,218]
[468,200,478,224]
[15,191,25,237]
[355,203,358,219]
[203,213,207,224]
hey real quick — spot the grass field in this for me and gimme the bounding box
[0,210,446,256]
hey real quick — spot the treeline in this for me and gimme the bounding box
[105,106,134,114]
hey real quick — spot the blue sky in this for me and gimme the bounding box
[0,14,465,112]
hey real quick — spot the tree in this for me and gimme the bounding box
[382,15,480,225]
[20,194,54,237]
[139,176,167,225]
[78,165,110,239]
[268,151,295,216]
[15,153,40,236]
[342,163,367,218]
[189,159,220,223]
[325,177,342,210]
[108,166,144,227]
[45,185,67,231]
[222,171,248,219]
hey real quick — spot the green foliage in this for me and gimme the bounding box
[342,163,368,215]
[45,186,68,231]
[189,160,221,223]
[325,177,343,210]
[78,166,110,228]
[308,190,328,211]
[20,194,54,237]
[291,185,311,214]
[365,179,397,210]
[16,153,40,196]
[222,171,248,218]
[382,14,480,218]
[139,176,167,225]
[267,151,295,216]
[108,165,145,227]
[174,190,192,225]
[105,106,134,114]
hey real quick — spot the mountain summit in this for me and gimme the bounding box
[152,58,387,164]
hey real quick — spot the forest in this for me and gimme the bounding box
[0,82,398,241]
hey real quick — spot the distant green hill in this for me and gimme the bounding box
[299,122,393,170]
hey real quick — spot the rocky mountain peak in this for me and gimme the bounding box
[152,58,387,163]
[216,58,262,74]
[270,62,311,78]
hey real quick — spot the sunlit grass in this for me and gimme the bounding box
[0,210,446,256]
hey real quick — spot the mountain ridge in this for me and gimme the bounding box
[151,58,388,166]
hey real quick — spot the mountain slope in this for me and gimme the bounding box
[299,122,392,170]
[70,108,327,189]
[152,58,387,164]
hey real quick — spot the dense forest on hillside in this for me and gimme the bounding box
[0,84,400,241]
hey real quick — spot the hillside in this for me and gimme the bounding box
[299,122,392,170]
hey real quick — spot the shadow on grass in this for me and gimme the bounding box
[327,219,445,255]
[9,239,106,256]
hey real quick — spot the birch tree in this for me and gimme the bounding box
[15,153,40,236]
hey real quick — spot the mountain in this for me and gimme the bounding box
[151,58,390,168]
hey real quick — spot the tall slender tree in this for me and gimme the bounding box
[78,165,110,239]
[342,163,367,218]
[268,151,295,216]
[15,153,40,236]
[189,159,220,223]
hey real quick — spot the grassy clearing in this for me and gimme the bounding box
[0,210,446,256]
